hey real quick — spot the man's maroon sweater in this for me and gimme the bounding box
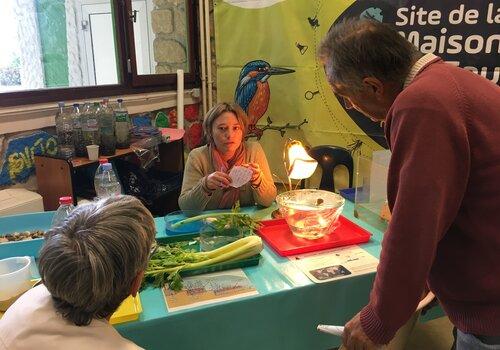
[360,58,500,344]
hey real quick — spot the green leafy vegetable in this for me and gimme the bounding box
[172,202,261,233]
[143,235,263,291]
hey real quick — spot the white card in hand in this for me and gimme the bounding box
[229,166,253,188]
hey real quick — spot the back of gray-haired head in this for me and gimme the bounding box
[318,19,419,90]
[39,195,155,326]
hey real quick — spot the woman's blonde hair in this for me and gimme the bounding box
[202,102,248,145]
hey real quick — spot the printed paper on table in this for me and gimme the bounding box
[289,245,379,284]
[163,269,258,312]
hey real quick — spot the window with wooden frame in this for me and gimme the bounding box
[0,0,198,108]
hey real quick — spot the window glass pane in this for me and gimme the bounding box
[0,1,26,92]
[134,0,190,76]
[0,0,120,93]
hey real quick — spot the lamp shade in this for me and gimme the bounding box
[287,142,318,179]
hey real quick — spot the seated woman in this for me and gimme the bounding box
[0,196,156,350]
[179,102,277,211]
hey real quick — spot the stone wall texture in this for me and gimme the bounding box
[151,0,189,74]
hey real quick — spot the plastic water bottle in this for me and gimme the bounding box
[94,159,122,198]
[114,98,131,149]
[51,196,75,228]
[82,102,100,147]
[100,98,116,156]
[71,103,86,157]
[55,102,75,158]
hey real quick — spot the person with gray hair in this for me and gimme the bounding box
[179,102,276,211]
[319,19,500,350]
[0,195,156,350]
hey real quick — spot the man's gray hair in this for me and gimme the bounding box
[318,19,419,91]
[39,195,156,326]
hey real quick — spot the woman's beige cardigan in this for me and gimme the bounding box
[178,141,277,211]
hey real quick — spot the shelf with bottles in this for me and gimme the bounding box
[34,138,184,212]
[54,98,132,161]
[70,148,135,168]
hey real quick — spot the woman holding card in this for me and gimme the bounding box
[179,102,277,211]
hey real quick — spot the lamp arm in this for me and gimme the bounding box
[283,138,293,191]
[288,159,297,191]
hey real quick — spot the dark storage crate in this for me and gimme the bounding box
[114,159,182,217]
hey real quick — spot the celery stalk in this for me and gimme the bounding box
[204,235,258,259]
[143,236,263,291]
[171,212,248,229]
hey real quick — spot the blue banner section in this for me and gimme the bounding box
[331,0,499,147]
[0,131,58,186]
[336,1,499,84]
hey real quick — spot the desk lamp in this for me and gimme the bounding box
[283,139,318,190]
[272,139,318,218]
[274,140,345,239]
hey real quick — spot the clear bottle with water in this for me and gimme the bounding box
[55,102,75,159]
[100,98,116,156]
[114,98,131,149]
[94,159,122,199]
[51,196,75,228]
[71,103,86,157]
[82,102,100,147]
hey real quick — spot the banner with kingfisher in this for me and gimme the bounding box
[214,0,499,182]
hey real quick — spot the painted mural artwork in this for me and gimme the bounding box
[223,0,286,9]
[215,0,387,162]
[0,131,57,186]
[234,60,294,138]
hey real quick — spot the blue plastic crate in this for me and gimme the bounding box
[339,188,356,202]
[0,211,53,260]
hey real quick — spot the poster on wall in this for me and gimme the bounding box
[214,0,499,179]
[0,131,57,186]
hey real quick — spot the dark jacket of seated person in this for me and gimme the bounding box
[0,196,156,350]
[179,102,277,211]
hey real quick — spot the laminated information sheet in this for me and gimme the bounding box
[288,245,379,284]
[163,269,258,311]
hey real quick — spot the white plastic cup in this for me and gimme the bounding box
[0,256,32,311]
[86,144,99,161]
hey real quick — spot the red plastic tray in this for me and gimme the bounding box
[257,216,371,256]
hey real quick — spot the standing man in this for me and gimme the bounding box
[319,19,500,349]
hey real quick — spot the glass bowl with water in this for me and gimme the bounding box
[276,189,345,240]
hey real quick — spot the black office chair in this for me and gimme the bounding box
[307,145,354,192]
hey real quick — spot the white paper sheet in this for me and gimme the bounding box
[288,245,379,284]
[229,166,253,188]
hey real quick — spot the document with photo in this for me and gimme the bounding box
[163,269,258,312]
[289,245,379,284]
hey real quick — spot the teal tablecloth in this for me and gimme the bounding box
[0,202,385,350]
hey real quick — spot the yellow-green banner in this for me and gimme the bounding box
[214,0,499,182]
[214,0,382,182]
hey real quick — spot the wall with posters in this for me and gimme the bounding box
[214,0,499,184]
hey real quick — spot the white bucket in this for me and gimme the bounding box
[0,256,32,311]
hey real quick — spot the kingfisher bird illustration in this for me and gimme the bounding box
[234,60,295,136]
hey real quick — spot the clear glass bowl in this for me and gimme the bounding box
[276,189,345,240]
[164,210,204,235]
[199,224,245,252]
